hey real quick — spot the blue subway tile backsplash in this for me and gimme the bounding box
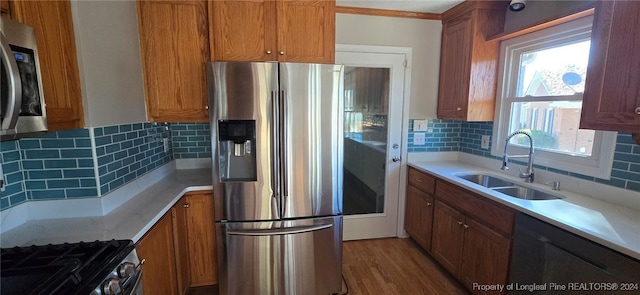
[18,129,97,201]
[0,123,175,210]
[407,119,461,153]
[408,119,640,193]
[2,116,636,211]
[170,123,212,159]
[94,123,172,195]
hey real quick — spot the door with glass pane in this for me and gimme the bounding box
[337,49,406,240]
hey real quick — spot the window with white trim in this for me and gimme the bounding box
[491,15,617,179]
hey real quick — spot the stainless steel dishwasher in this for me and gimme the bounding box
[508,213,640,294]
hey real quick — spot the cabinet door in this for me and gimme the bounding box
[431,200,465,277]
[405,185,434,251]
[580,1,640,132]
[276,0,335,63]
[11,0,84,130]
[460,218,510,295]
[437,11,473,120]
[137,0,209,122]
[172,197,190,294]
[210,0,276,61]
[185,191,217,286]
[405,185,422,243]
[137,213,179,295]
[1,0,9,17]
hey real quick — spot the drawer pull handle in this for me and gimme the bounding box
[415,179,423,183]
[457,221,463,226]
[635,107,640,115]
[426,202,432,206]
[463,224,470,229]
[184,204,190,208]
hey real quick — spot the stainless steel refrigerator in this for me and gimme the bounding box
[207,61,344,295]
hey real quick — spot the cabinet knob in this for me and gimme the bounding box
[635,107,640,115]
[266,50,272,54]
[204,105,209,110]
[426,202,432,206]
[279,51,284,55]
[456,107,462,111]
[184,204,190,208]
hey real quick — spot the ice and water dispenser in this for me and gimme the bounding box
[218,120,257,181]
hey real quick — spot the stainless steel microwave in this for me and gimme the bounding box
[1,16,47,141]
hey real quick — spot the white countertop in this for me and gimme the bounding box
[408,160,640,260]
[0,168,212,248]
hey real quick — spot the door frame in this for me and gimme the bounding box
[336,44,412,240]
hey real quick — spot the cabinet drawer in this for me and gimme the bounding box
[436,180,515,236]
[408,167,436,195]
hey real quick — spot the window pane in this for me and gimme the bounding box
[509,101,595,156]
[517,40,591,97]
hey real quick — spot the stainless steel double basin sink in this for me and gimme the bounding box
[456,174,565,201]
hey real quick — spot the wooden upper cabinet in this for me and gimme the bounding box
[11,0,84,130]
[580,0,640,133]
[137,0,210,123]
[210,0,276,61]
[210,0,335,63]
[437,1,506,121]
[276,0,335,63]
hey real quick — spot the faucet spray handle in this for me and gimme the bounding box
[501,155,509,170]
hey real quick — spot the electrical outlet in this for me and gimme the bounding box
[481,135,490,149]
[413,119,428,132]
[413,133,426,145]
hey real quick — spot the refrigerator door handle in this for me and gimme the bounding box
[227,223,333,236]
[270,90,280,219]
[280,90,288,217]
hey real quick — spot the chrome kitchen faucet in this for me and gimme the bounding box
[502,130,535,183]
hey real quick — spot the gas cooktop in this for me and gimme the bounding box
[0,240,135,295]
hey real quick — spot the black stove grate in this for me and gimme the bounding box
[1,240,134,295]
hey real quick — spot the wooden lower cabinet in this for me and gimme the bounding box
[137,190,217,295]
[184,191,218,286]
[431,200,465,275]
[460,218,511,294]
[137,213,179,295]
[172,197,191,294]
[431,200,510,295]
[404,185,435,251]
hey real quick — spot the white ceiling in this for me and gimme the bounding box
[336,0,465,14]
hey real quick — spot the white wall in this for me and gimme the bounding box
[336,14,442,119]
[71,0,147,127]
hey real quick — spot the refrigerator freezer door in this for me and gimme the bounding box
[209,62,280,221]
[279,63,344,219]
[216,216,343,295]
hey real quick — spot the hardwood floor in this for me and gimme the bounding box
[187,238,468,295]
[342,238,469,295]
